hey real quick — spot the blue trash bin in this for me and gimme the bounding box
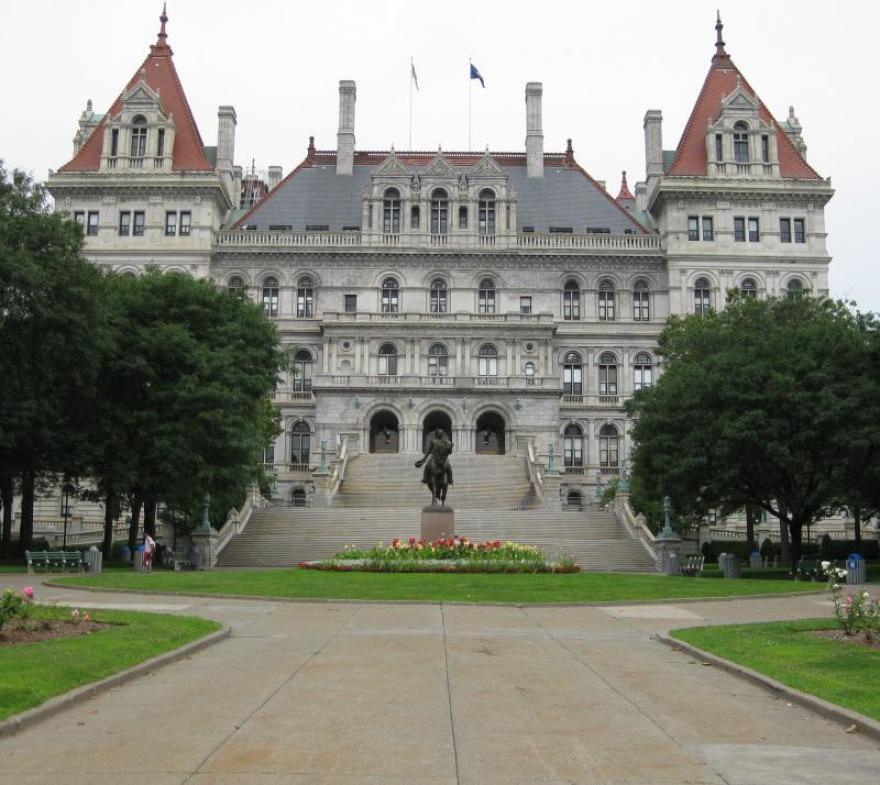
[846,553,866,585]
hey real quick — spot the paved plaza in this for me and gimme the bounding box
[1,575,878,784]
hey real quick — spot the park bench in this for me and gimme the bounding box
[680,555,705,577]
[25,550,84,574]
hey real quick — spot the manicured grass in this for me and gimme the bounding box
[53,568,825,604]
[671,619,880,722]
[0,606,220,721]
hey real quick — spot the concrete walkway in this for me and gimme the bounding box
[1,575,878,784]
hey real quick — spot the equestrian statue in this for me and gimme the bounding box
[415,427,453,507]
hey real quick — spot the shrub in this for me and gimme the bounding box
[759,538,776,559]
[0,587,34,631]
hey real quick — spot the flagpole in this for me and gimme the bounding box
[409,56,413,149]
[468,57,472,150]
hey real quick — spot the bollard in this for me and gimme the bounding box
[846,554,866,585]
[664,552,680,576]
[749,551,762,570]
[84,546,102,574]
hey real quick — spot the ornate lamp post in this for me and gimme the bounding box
[660,495,676,537]
[61,483,74,549]
[198,492,212,531]
[547,441,557,475]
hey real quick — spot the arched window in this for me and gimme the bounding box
[563,351,583,395]
[431,189,448,235]
[378,342,398,376]
[262,276,279,317]
[228,275,245,297]
[733,121,750,163]
[564,423,584,468]
[430,277,448,314]
[478,189,496,235]
[599,424,619,468]
[740,278,758,298]
[292,349,312,392]
[296,276,314,318]
[787,278,805,298]
[598,351,618,397]
[633,280,650,321]
[428,343,448,376]
[381,277,399,313]
[131,115,148,161]
[383,188,401,233]
[478,278,496,314]
[524,362,536,383]
[290,421,311,467]
[563,280,581,321]
[694,277,711,316]
[633,352,653,392]
[598,279,615,321]
[478,343,498,377]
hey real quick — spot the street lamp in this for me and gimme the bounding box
[61,483,75,549]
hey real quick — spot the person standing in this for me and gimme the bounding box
[143,532,156,572]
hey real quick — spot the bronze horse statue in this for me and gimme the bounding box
[415,428,453,506]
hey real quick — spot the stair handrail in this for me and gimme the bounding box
[328,435,350,499]
[526,439,545,502]
[216,483,264,552]
[613,495,660,567]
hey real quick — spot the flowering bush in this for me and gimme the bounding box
[0,587,34,631]
[823,561,879,641]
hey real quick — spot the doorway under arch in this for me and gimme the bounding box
[475,411,506,455]
[422,410,453,451]
[369,410,400,453]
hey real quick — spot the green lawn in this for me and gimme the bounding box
[671,619,880,722]
[52,568,826,604]
[0,606,220,721]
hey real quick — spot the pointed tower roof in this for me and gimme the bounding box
[58,5,213,173]
[616,170,635,201]
[666,14,820,179]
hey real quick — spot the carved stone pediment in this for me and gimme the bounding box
[469,150,505,178]
[422,152,456,178]
[374,149,411,177]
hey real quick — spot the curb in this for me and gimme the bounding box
[45,579,826,608]
[655,633,880,743]
[0,623,231,739]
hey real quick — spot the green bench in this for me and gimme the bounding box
[25,550,84,574]
[680,555,705,577]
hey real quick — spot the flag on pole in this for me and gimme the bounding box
[411,60,419,91]
[470,63,485,88]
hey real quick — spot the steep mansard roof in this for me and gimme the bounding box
[235,149,649,234]
[667,19,821,180]
[57,9,213,174]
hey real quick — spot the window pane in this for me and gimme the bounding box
[794,218,805,243]
[702,216,714,241]
[734,217,745,242]
[748,217,760,242]
[688,216,699,241]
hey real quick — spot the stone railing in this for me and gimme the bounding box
[216,484,264,553]
[526,440,545,504]
[215,230,662,253]
[328,436,350,499]
[613,496,661,568]
[323,310,555,324]
[31,517,168,547]
[313,373,559,392]
[560,394,625,408]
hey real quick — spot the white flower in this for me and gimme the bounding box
[821,561,830,570]
[832,583,840,590]
[863,592,871,599]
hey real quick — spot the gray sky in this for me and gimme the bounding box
[2,0,876,312]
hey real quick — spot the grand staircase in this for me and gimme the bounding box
[217,452,657,572]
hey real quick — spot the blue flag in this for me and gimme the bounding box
[470,63,485,88]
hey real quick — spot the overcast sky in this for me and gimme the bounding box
[2,0,876,311]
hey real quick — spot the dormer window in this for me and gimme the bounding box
[157,129,165,157]
[431,189,448,234]
[111,129,120,158]
[733,121,749,163]
[131,116,148,162]
[478,189,496,235]
[383,189,400,233]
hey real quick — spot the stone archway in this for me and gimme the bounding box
[475,411,506,455]
[422,410,453,452]
[369,410,400,453]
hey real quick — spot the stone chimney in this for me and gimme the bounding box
[217,105,237,203]
[232,165,243,209]
[525,82,543,178]
[337,80,356,176]
[634,180,648,213]
[643,110,663,181]
[268,166,283,190]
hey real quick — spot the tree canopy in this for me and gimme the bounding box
[626,294,880,564]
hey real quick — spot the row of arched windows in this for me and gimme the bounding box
[380,188,497,235]
[564,279,651,321]
[693,276,809,316]
[562,351,653,396]
[563,423,620,468]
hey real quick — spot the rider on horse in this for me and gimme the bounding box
[415,427,453,487]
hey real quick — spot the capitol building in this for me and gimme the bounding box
[40,9,834,544]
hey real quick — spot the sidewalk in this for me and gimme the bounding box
[0,575,877,784]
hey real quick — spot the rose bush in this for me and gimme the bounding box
[823,560,879,641]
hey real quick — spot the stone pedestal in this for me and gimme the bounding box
[190,527,220,570]
[421,506,455,541]
[655,534,685,575]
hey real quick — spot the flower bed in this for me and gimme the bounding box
[300,536,579,573]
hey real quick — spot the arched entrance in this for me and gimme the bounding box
[423,410,453,451]
[475,411,506,455]
[566,489,583,511]
[369,410,399,453]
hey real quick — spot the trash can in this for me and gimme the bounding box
[719,553,742,579]
[84,546,102,574]
[749,551,762,570]
[664,552,680,575]
[134,546,145,572]
[846,554,866,585]
[118,544,131,564]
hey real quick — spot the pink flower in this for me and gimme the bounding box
[23,586,34,599]
[408,537,416,545]
[83,613,91,623]
[844,595,853,606]
[71,608,80,622]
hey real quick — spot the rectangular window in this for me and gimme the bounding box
[794,218,805,243]
[734,216,746,242]
[519,296,532,315]
[687,216,699,241]
[748,217,760,242]
[263,444,275,465]
[715,134,723,162]
[779,218,792,243]
[458,206,468,229]
[702,216,714,241]
[165,211,177,236]
[410,205,420,229]
[156,129,165,157]
[73,211,85,225]
[133,211,145,236]
[110,129,119,157]
[179,211,191,236]
[118,211,131,236]
[761,135,770,163]
[344,294,357,313]
[87,211,99,236]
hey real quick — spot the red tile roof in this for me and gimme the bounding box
[616,170,635,201]
[57,9,213,173]
[667,26,820,179]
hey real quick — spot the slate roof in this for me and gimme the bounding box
[235,149,648,234]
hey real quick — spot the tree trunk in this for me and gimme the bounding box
[128,495,143,553]
[788,519,804,568]
[745,506,757,549]
[0,474,13,559]
[853,507,862,545]
[19,470,35,551]
[144,498,158,539]
[101,489,115,560]
[778,514,791,567]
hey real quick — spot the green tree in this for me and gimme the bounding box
[627,295,879,566]
[0,164,106,554]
